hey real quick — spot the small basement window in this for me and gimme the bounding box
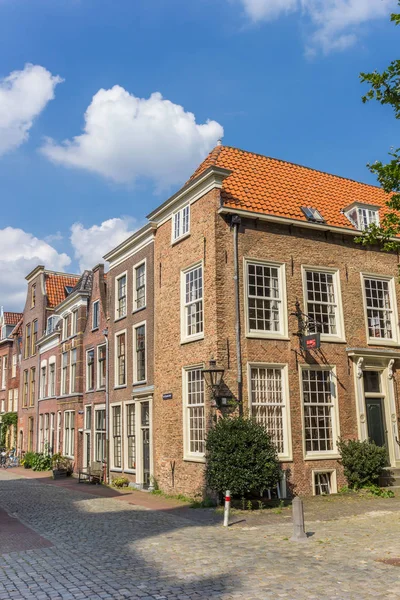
[301,206,325,223]
[313,471,335,496]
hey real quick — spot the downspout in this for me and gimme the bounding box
[231,215,243,416]
[103,328,109,484]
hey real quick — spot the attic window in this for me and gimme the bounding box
[301,206,325,223]
[65,286,74,295]
[344,204,379,231]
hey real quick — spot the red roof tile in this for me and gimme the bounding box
[191,145,391,230]
[3,312,23,326]
[45,274,80,308]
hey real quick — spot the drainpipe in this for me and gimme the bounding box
[231,215,243,416]
[103,328,109,484]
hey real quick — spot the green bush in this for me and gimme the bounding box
[31,453,52,472]
[21,451,35,469]
[338,438,388,489]
[206,416,281,498]
[112,476,129,488]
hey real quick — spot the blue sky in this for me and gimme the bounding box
[0,0,398,309]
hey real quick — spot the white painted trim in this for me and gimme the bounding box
[171,203,190,244]
[92,300,100,330]
[86,347,95,392]
[114,329,127,388]
[301,265,346,343]
[96,343,106,390]
[132,320,147,385]
[247,362,292,461]
[110,402,123,470]
[132,258,147,313]
[360,272,400,346]
[182,364,206,463]
[243,258,288,340]
[123,400,137,473]
[312,469,338,495]
[180,261,205,345]
[299,364,341,460]
[115,271,128,321]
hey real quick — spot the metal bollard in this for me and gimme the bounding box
[290,496,308,542]
[223,490,231,527]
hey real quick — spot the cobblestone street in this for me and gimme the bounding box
[1,471,400,599]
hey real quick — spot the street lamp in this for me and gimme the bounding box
[202,358,225,405]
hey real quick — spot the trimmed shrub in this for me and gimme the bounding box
[206,416,281,498]
[338,438,388,489]
[31,453,52,472]
[112,476,129,488]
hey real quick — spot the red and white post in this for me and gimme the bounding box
[223,490,231,527]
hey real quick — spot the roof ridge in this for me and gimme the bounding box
[220,145,384,192]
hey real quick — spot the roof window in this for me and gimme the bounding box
[301,206,325,223]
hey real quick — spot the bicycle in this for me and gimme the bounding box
[0,453,7,469]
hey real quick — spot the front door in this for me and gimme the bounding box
[366,397,387,449]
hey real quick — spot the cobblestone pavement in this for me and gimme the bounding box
[1,471,400,599]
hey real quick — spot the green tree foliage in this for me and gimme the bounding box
[0,412,17,447]
[358,2,400,251]
[206,416,281,498]
[338,438,388,489]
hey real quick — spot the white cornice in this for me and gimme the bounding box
[104,223,155,267]
[106,232,155,271]
[147,166,231,225]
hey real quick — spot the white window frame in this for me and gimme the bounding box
[61,352,68,396]
[62,313,71,340]
[361,273,400,346]
[180,261,204,344]
[94,404,106,463]
[40,360,47,399]
[48,356,56,397]
[299,365,340,460]
[172,203,190,243]
[301,266,345,343]
[345,204,380,231]
[182,364,206,463]
[1,356,7,389]
[133,321,147,384]
[114,330,127,388]
[115,271,128,321]
[97,344,106,390]
[71,309,78,336]
[247,363,292,461]
[86,348,95,391]
[244,258,288,340]
[133,259,147,312]
[8,390,13,413]
[70,348,77,394]
[38,414,44,453]
[12,354,17,378]
[110,402,123,471]
[56,411,62,454]
[92,300,100,330]
[124,400,137,473]
[13,389,18,412]
[63,410,75,458]
[312,469,337,496]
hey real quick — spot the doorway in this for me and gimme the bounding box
[365,397,387,449]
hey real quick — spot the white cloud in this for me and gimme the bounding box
[41,86,224,187]
[70,217,138,271]
[0,63,63,157]
[237,0,396,53]
[0,227,71,311]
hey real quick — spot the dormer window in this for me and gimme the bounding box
[46,315,60,335]
[344,203,380,231]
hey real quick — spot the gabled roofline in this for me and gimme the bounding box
[26,266,79,283]
[146,165,232,222]
[103,222,156,263]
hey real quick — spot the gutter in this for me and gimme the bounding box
[231,215,243,415]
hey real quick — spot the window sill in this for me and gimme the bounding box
[124,468,136,474]
[183,454,206,464]
[114,315,127,324]
[181,334,204,345]
[91,327,99,333]
[132,306,146,315]
[367,339,400,348]
[246,332,290,341]
[110,468,123,473]
[114,385,127,390]
[278,455,293,463]
[304,453,340,461]
[85,389,95,394]
[171,232,190,246]
[133,380,147,387]
[319,336,347,344]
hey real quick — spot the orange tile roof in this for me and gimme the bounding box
[45,274,80,308]
[191,145,391,230]
[3,312,23,326]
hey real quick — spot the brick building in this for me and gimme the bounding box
[104,224,155,488]
[0,310,22,447]
[146,145,400,496]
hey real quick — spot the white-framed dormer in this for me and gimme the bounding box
[133,258,147,313]
[115,271,128,321]
[243,258,288,340]
[360,272,400,347]
[343,202,380,231]
[247,362,292,462]
[133,321,147,385]
[46,314,60,336]
[301,265,346,343]
[172,203,190,244]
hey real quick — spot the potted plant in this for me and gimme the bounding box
[52,453,70,479]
